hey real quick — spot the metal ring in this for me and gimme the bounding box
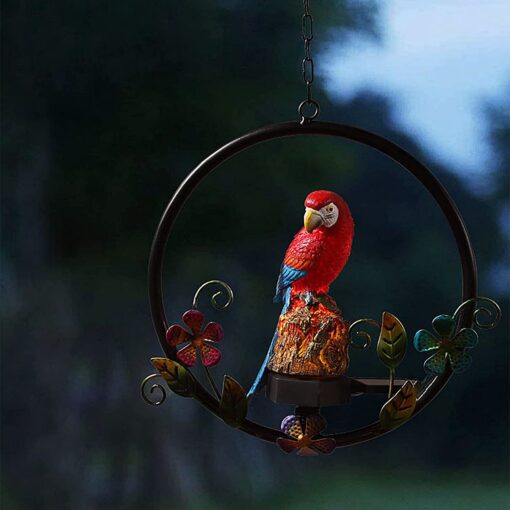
[298,99,320,123]
[148,120,477,447]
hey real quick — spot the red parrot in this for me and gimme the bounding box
[248,190,354,396]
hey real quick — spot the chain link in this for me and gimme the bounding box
[299,0,320,123]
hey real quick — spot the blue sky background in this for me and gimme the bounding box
[322,0,510,186]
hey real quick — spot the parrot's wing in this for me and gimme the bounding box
[274,265,306,304]
[274,231,322,303]
[247,328,279,397]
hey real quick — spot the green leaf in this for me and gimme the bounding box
[377,312,407,370]
[219,375,248,428]
[379,380,417,430]
[151,357,196,398]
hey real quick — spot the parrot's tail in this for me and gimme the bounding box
[247,288,291,398]
[247,328,278,397]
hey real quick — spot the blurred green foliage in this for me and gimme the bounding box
[1,1,508,510]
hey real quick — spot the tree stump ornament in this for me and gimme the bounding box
[267,293,350,378]
[140,1,501,455]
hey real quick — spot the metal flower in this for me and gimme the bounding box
[276,414,336,456]
[166,309,224,368]
[413,314,478,375]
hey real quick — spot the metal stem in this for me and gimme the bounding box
[388,368,395,399]
[203,362,221,400]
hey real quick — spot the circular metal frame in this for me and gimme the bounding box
[148,120,477,446]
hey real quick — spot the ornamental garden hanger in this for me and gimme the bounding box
[140,1,501,456]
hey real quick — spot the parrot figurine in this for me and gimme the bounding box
[248,190,354,397]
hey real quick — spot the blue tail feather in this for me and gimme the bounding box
[247,328,278,397]
[247,288,291,397]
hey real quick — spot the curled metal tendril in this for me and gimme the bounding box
[348,319,380,350]
[192,280,234,311]
[140,374,167,406]
[453,296,502,330]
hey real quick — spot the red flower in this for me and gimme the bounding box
[165,309,223,368]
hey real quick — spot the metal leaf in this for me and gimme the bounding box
[379,380,417,430]
[220,375,248,428]
[377,312,407,370]
[151,357,196,398]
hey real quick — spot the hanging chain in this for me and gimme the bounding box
[299,0,320,123]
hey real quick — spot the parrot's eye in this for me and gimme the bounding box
[321,203,339,228]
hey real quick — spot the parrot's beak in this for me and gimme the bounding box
[304,208,323,233]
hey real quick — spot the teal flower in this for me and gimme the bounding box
[413,315,478,375]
